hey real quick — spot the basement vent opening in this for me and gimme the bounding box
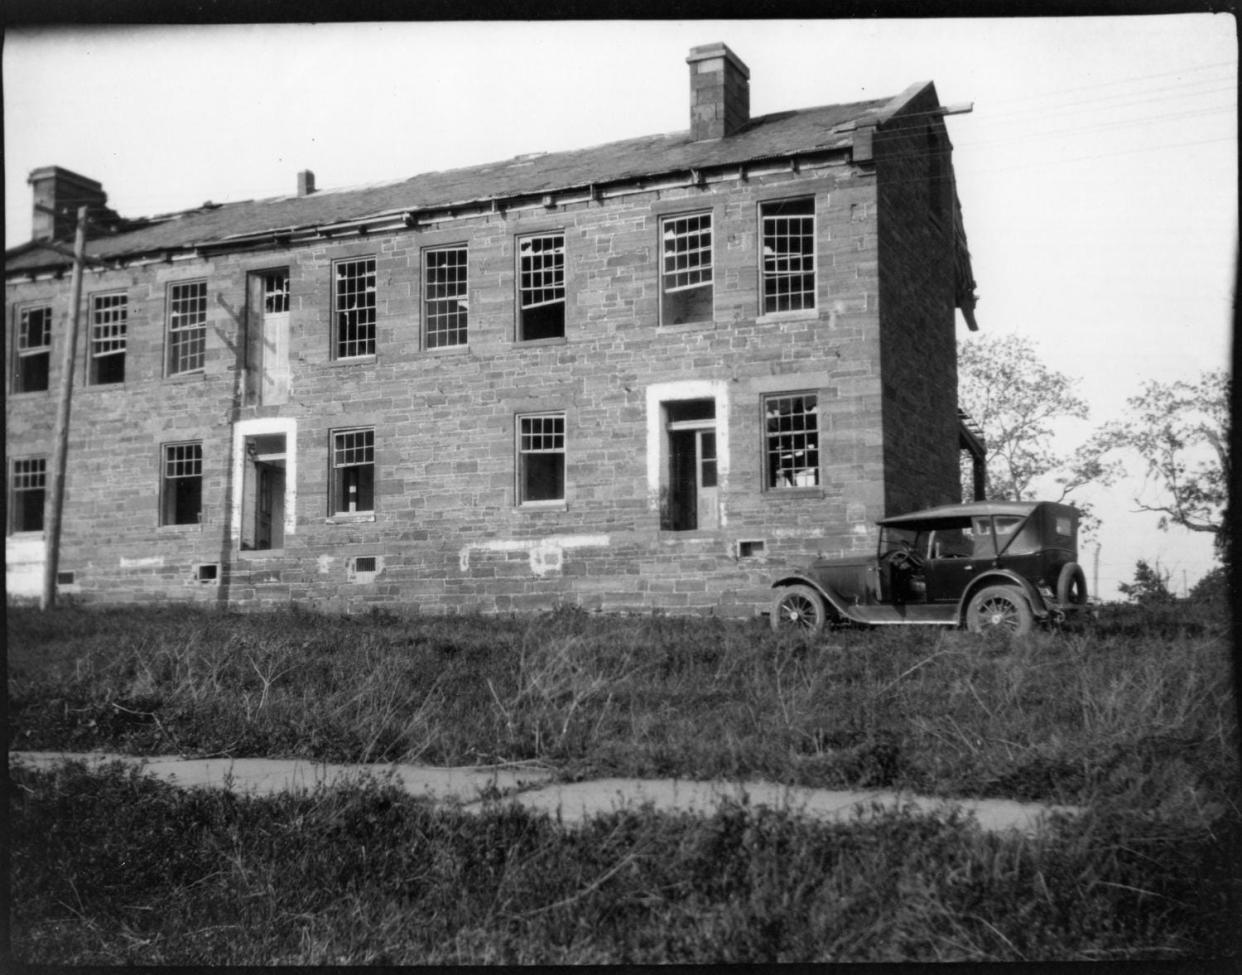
[56,571,76,585]
[196,563,219,584]
[348,555,382,583]
[737,540,766,559]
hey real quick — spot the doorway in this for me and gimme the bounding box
[663,399,717,531]
[241,433,286,550]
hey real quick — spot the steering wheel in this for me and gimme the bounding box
[888,547,925,572]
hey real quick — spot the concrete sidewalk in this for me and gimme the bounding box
[9,751,1077,836]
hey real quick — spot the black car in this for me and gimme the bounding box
[769,500,1090,636]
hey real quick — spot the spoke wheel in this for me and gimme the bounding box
[770,584,827,636]
[966,585,1034,635]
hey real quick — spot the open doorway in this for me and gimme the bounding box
[662,399,717,531]
[241,433,286,550]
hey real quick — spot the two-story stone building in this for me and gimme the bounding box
[6,43,979,614]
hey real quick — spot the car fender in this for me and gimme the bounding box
[770,573,865,624]
[957,570,1049,623]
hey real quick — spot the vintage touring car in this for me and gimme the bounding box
[769,501,1090,636]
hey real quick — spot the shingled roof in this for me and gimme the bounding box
[6,92,908,275]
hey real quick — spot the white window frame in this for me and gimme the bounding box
[14,304,52,393]
[516,412,566,505]
[659,212,714,326]
[167,281,207,376]
[333,258,377,360]
[424,246,469,349]
[10,457,47,534]
[161,441,204,525]
[764,392,820,490]
[759,197,816,315]
[89,292,128,385]
[517,233,566,341]
[330,427,376,516]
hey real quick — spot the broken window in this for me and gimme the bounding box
[331,428,375,515]
[425,247,468,348]
[167,281,207,375]
[334,258,376,359]
[161,442,203,525]
[760,198,816,314]
[89,293,127,385]
[10,458,46,533]
[518,233,565,340]
[14,305,51,393]
[517,413,565,504]
[765,393,820,489]
[660,213,713,325]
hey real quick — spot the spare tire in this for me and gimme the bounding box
[1056,562,1088,605]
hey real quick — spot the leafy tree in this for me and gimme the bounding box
[957,335,1115,524]
[1117,559,1176,605]
[1187,565,1228,605]
[1092,370,1231,565]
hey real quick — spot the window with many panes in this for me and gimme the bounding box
[660,213,713,325]
[517,234,565,340]
[334,258,376,359]
[90,293,128,385]
[760,198,816,314]
[425,247,468,348]
[161,442,203,525]
[764,393,820,489]
[517,413,565,504]
[10,458,46,533]
[15,306,51,393]
[167,281,207,375]
[331,428,375,515]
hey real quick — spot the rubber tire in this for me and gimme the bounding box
[1056,562,1088,606]
[966,585,1034,635]
[770,584,827,636]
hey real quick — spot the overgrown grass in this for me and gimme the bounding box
[8,602,1237,811]
[9,760,1238,964]
[7,602,1239,963]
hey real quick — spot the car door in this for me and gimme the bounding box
[925,524,979,602]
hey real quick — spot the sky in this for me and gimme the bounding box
[4,18,1236,598]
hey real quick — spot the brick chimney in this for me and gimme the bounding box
[297,170,316,197]
[28,166,113,241]
[686,43,750,141]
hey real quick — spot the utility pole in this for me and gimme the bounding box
[1092,542,1101,600]
[41,206,89,610]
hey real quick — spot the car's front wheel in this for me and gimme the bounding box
[770,584,827,636]
[966,585,1034,635]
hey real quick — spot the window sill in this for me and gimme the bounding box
[514,335,567,348]
[658,319,714,334]
[9,389,50,397]
[330,355,377,367]
[158,522,204,532]
[237,548,286,558]
[421,343,470,357]
[764,487,825,500]
[164,370,205,384]
[325,513,376,525]
[8,530,46,540]
[757,309,818,325]
[518,501,568,513]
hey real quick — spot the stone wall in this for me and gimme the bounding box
[5,153,940,615]
[875,90,964,515]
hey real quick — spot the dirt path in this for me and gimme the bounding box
[9,751,1077,836]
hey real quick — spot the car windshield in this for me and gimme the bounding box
[879,525,922,558]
